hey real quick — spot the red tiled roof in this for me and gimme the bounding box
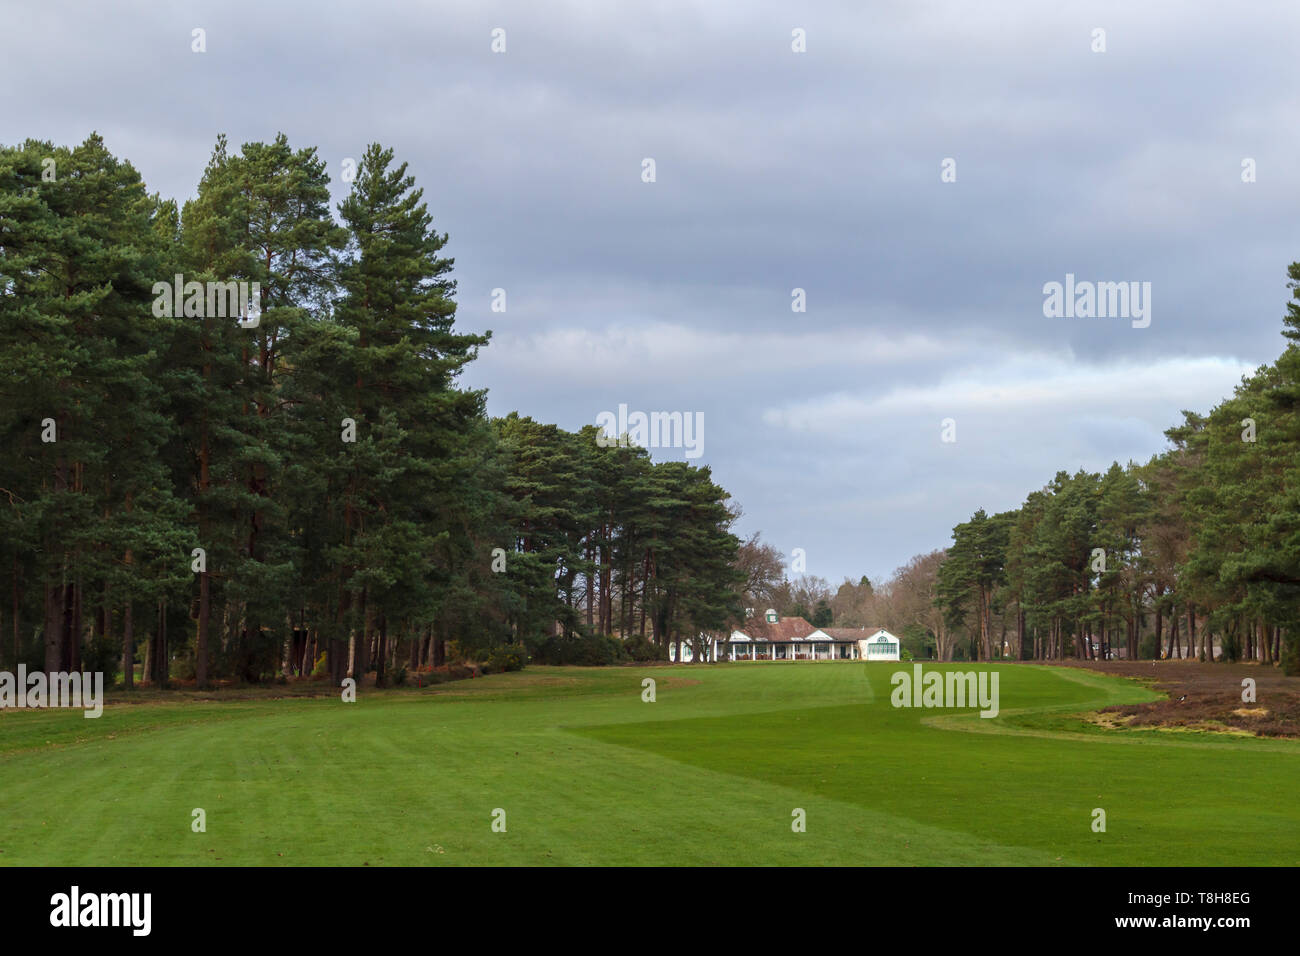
[735,618,885,643]
[737,616,817,642]
[820,626,884,642]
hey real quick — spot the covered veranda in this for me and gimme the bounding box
[724,635,859,661]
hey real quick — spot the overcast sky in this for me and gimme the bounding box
[4,0,1294,585]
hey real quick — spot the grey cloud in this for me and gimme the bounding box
[3,0,1293,581]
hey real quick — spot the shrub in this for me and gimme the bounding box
[1282,633,1300,676]
[623,635,667,663]
[531,633,629,666]
[486,644,528,673]
[414,664,476,687]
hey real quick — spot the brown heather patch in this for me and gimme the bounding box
[1045,659,1300,737]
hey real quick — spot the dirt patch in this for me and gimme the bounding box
[1045,659,1300,737]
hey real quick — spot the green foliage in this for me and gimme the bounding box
[1282,633,1300,676]
[940,267,1300,666]
[485,644,528,673]
[0,132,743,689]
[81,633,119,685]
[531,633,629,666]
[937,508,1013,659]
[623,634,669,662]
[812,599,833,627]
[899,622,934,660]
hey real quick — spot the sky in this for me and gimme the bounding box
[3,0,1295,584]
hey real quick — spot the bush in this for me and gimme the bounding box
[623,635,668,662]
[531,633,629,666]
[1138,632,1160,660]
[486,644,528,673]
[414,663,476,686]
[1282,632,1300,676]
[900,623,934,660]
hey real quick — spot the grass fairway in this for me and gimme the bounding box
[1,662,1296,866]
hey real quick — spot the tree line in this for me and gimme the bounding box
[743,276,1300,675]
[0,133,742,688]
[933,274,1300,673]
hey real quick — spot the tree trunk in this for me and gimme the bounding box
[329,636,346,686]
[354,589,370,679]
[585,541,595,632]
[374,613,387,687]
[281,612,293,677]
[141,613,152,685]
[601,533,612,635]
[433,618,446,668]
[122,600,134,690]
[153,600,168,688]
[43,580,64,673]
[100,577,110,647]
[195,311,213,687]
[196,568,210,688]
[11,557,20,669]
[639,553,649,639]
[69,579,82,674]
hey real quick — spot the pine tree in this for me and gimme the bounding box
[328,143,490,682]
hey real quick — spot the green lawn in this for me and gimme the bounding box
[0,662,1296,865]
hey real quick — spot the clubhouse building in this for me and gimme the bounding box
[705,612,902,662]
